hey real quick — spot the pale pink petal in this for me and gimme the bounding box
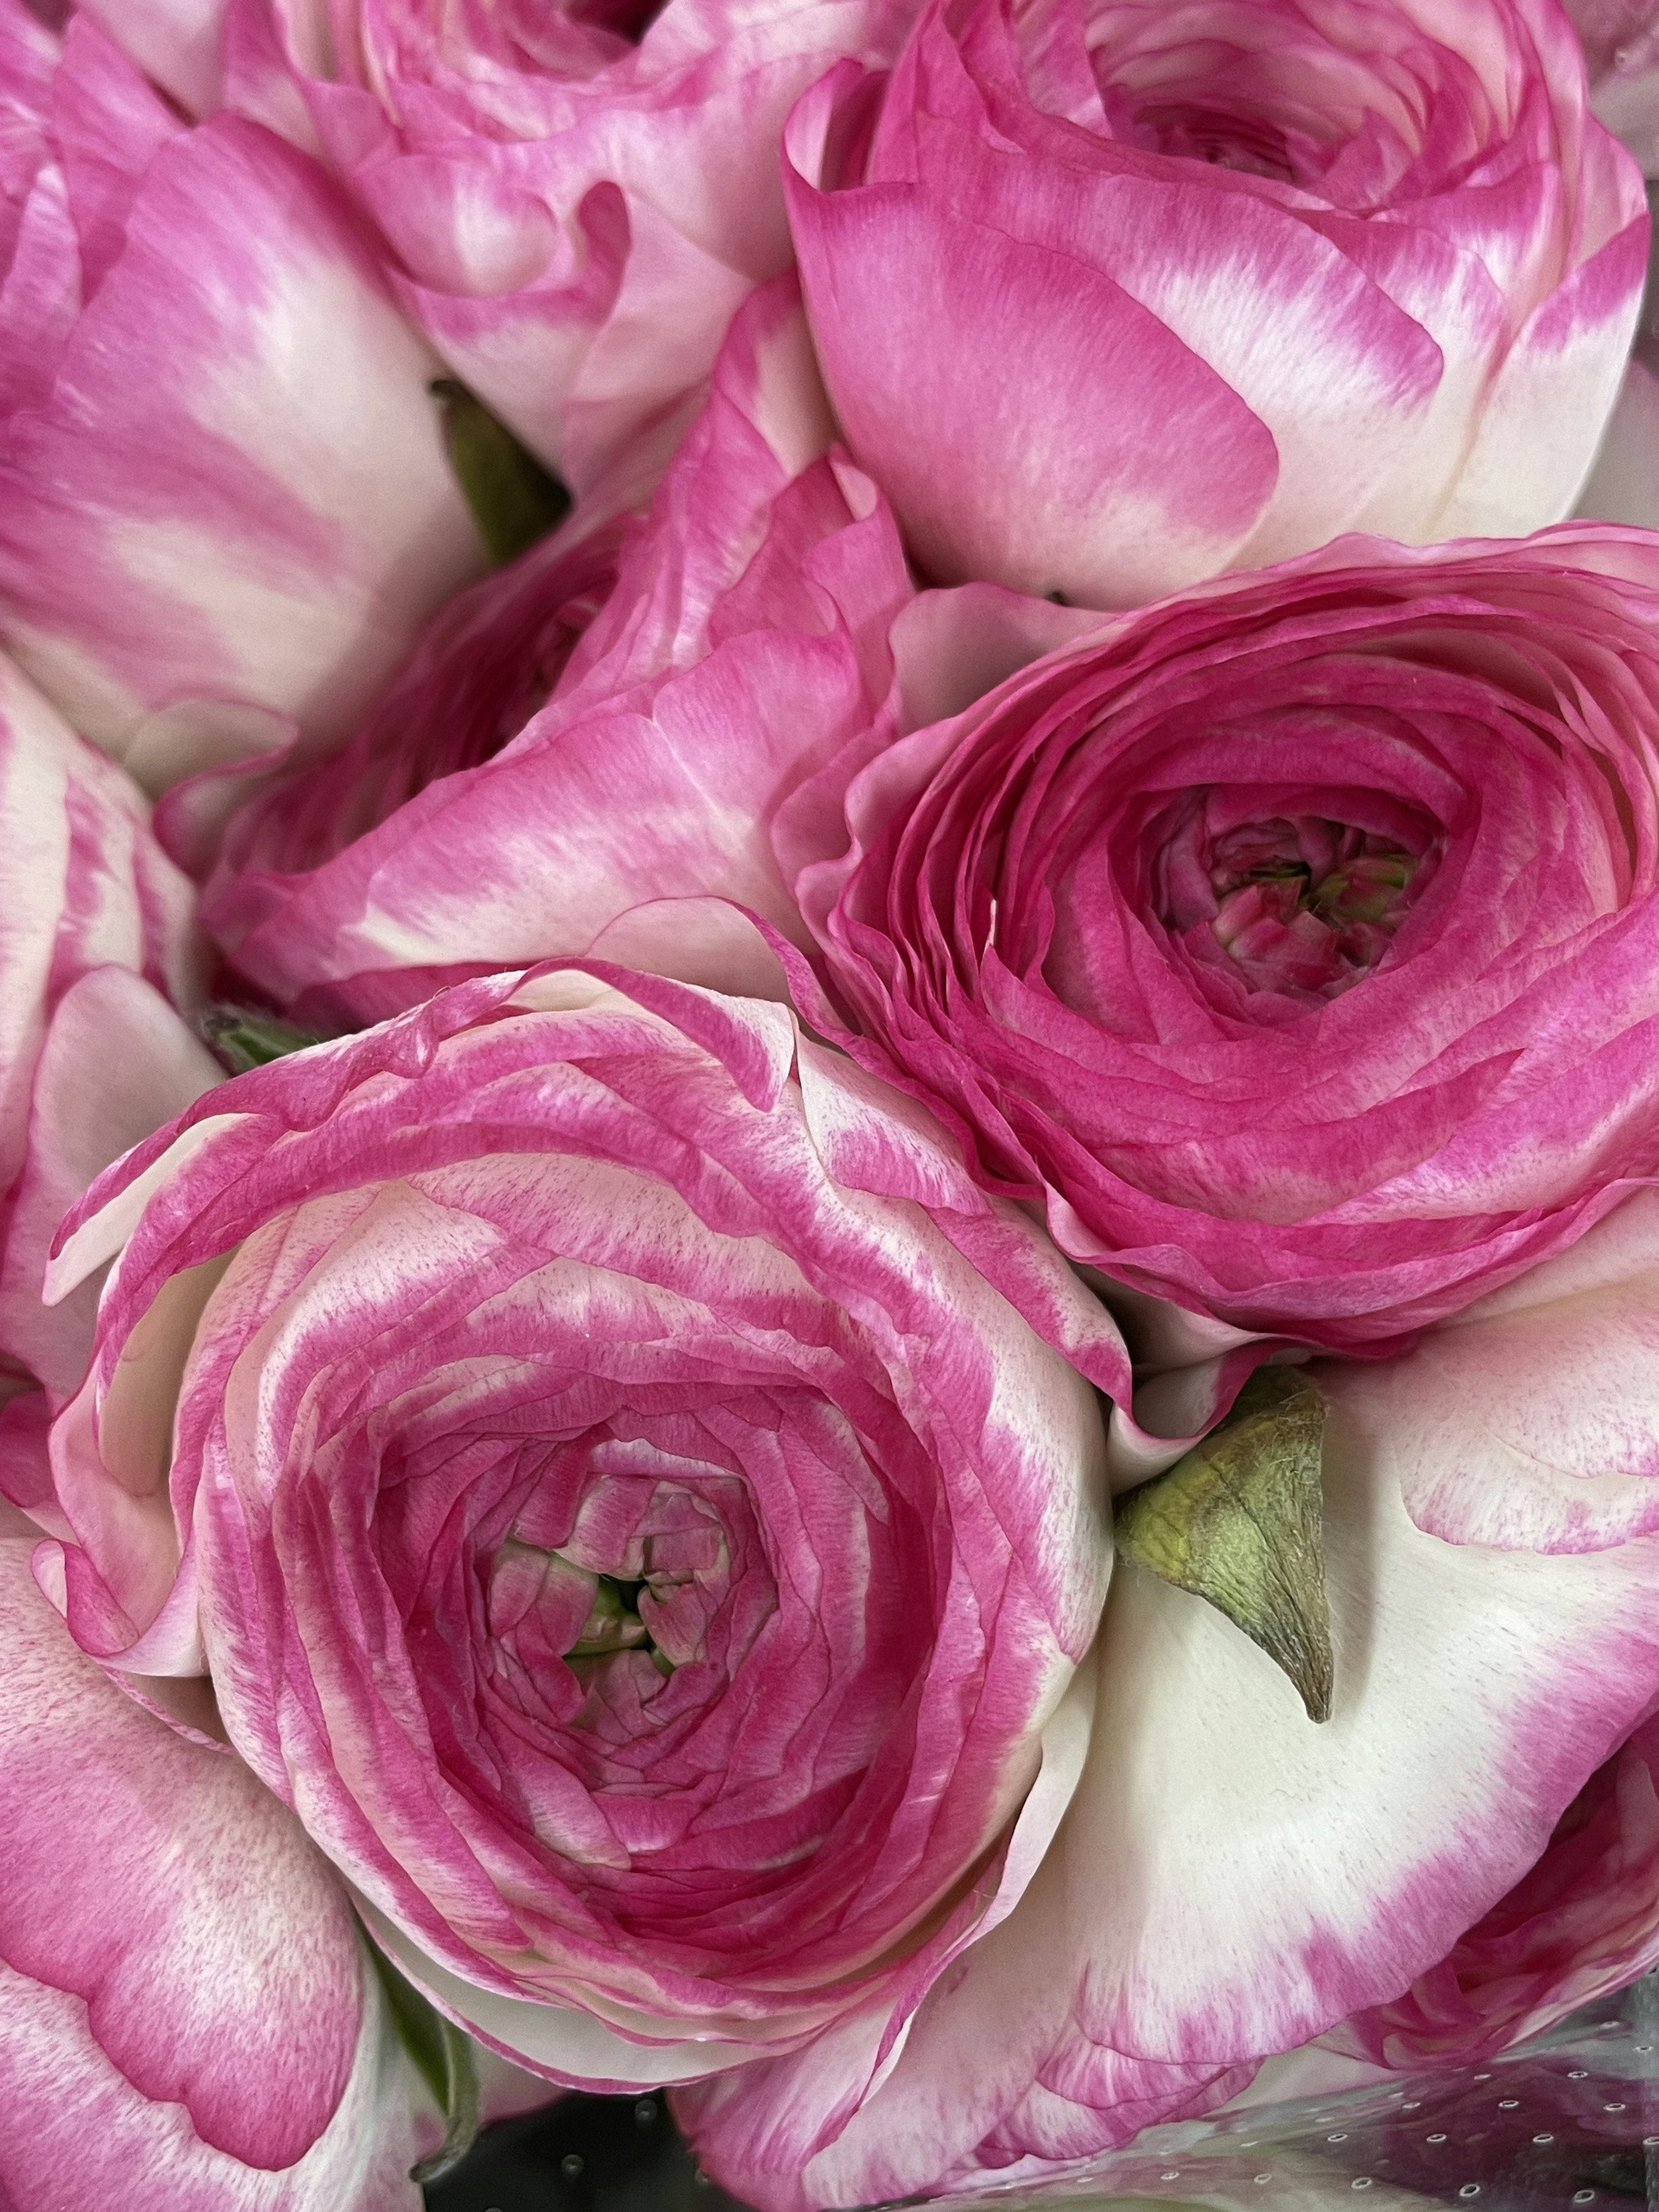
[0,1533,425,2209]
[0,105,484,790]
[206,279,912,1017]
[786,77,1279,605]
[216,0,918,487]
[0,966,221,1411]
[1439,214,1649,532]
[1356,1188,1659,1553]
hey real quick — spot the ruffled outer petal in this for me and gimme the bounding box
[792,521,1659,1348]
[682,1240,1659,2206]
[0,1534,424,2211]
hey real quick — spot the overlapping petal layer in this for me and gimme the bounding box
[202,275,918,1023]
[0,645,214,1528]
[40,961,1115,2084]
[93,0,925,494]
[785,0,1647,604]
[793,524,1659,1349]
[0,3,483,792]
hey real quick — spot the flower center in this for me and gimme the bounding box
[564,1572,667,1669]
[1124,102,1298,178]
[1081,0,1390,195]
[1156,806,1430,1004]
[480,1466,743,1753]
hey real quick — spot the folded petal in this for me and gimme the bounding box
[0,650,204,1526]
[211,0,919,490]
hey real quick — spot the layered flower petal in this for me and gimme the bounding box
[0,647,211,1527]
[126,0,929,495]
[202,275,916,1023]
[791,522,1659,1349]
[39,961,1114,2082]
[784,0,1647,604]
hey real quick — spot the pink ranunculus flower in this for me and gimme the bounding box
[88,0,922,500]
[0,1514,431,2210]
[782,0,1648,609]
[0,645,221,1528]
[197,272,949,1026]
[37,960,1124,2091]
[680,1191,1659,2209]
[0,0,484,794]
[784,522,1659,1354]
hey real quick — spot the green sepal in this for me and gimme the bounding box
[200,1005,323,1074]
[1113,1366,1334,1723]
[365,1939,483,2187]
[431,378,572,565]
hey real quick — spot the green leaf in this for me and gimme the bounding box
[1113,1366,1334,1723]
[366,1939,483,2187]
[431,377,572,565]
[200,1005,323,1074]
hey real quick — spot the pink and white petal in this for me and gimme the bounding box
[0,668,71,1195]
[0,1962,423,2212]
[923,134,1446,570]
[0,653,199,1192]
[353,1895,767,2091]
[786,165,1279,606]
[217,634,862,1004]
[0,117,483,789]
[0,1536,416,2199]
[1330,1711,1659,2067]
[885,582,1103,733]
[681,1660,1102,2183]
[1438,215,1649,533]
[209,276,896,1011]
[584,896,799,1001]
[378,177,630,483]
[691,1362,1659,2206]
[1293,211,1511,542]
[546,205,763,497]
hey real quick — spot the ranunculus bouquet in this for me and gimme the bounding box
[5,0,1659,2202]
